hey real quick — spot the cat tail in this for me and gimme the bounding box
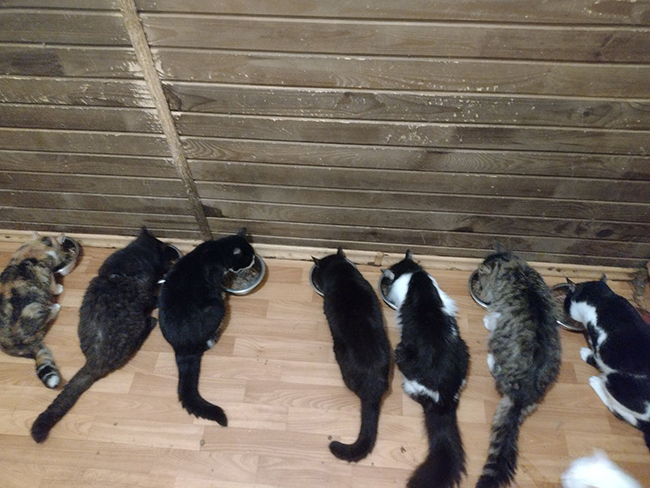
[176,352,227,426]
[475,396,532,488]
[642,423,650,453]
[31,363,98,443]
[329,396,381,462]
[33,342,61,389]
[407,401,466,488]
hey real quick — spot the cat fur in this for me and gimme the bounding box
[473,247,561,488]
[561,450,640,488]
[384,251,470,488]
[564,277,650,452]
[0,233,67,389]
[158,229,255,426]
[312,247,391,462]
[31,228,177,442]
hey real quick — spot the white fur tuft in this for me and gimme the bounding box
[562,451,640,488]
[402,378,440,403]
[569,301,598,327]
[388,273,412,310]
[428,276,457,317]
[580,347,593,363]
[45,374,60,389]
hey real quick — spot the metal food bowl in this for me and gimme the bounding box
[54,236,81,276]
[309,264,324,297]
[378,274,398,310]
[551,283,587,332]
[223,254,266,296]
[468,269,490,309]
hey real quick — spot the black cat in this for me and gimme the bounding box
[383,251,470,488]
[565,276,650,452]
[31,228,177,442]
[311,248,391,462]
[158,229,255,425]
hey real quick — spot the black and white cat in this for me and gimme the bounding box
[312,248,391,462]
[383,251,469,488]
[158,229,255,426]
[565,276,650,451]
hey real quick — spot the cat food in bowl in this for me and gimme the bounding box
[309,264,324,297]
[223,254,266,296]
[551,283,587,332]
[54,237,81,276]
[378,274,398,310]
[468,269,490,309]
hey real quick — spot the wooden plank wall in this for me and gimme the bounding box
[1,1,650,266]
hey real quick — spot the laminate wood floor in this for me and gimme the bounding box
[1,244,648,488]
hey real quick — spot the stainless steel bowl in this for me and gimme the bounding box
[378,274,398,310]
[468,269,490,309]
[551,283,587,332]
[54,237,81,276]
[309,264,324,297]
[224,254,266,296]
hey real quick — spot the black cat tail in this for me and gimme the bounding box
[31,363,98,443]
[176,352,227,426]
[642,422,650,453]
[475,396,529,488]
[329,396,380,462]
[408,401,466,488]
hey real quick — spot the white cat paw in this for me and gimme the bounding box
[580,347,593,363]
[483,315,493,331]
[53,284,64,295]
[487,353,496,373]
[206,338,216,349]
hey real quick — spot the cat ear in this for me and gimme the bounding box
[311,256,321,267]
[566,277,577,292]
[493,239,508,254]
[237,227,247,239]
[381,269,395,281]
[337,247,346,257]
[55,233,65,245]
[405,249,414,261]
[140,226,150,236]
[600,274,608,283]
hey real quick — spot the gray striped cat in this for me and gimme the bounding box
[473,246,561,488]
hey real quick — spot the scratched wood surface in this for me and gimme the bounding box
[1,243,648,488]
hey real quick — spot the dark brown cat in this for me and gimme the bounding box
[0,233,68,388]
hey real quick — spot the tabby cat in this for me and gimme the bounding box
[384,251,470,488]
[311,247,391,462]
[0,233,68,389]
[564,276,650,451]
[473,246,561,488]
[31,228,177,442]
[158,229,255,425]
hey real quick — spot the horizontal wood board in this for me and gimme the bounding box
[0,2,649,266]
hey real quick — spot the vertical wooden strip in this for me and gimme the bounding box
[117,0,212,240]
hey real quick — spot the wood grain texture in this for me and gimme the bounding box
[174,113,650,155]
[134,0,650,25]
[191,161,650,203]
[154,50,650,98]
[0,11,129,46]
[0,104,162,133]
[165,83,650,130]
[142,15,650,63]
[182,138,650,180]
[0,244,647,488]
[0,76,153,108]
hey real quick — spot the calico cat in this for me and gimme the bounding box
[31,228,177,442]
[564,276,650,451]
[158,229,255,425]
[0,233,68,389]
[383,251,470,488]
[311,247,391,462]
[473,247,561,488]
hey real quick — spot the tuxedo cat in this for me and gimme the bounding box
[473,246,561,488]
[32,228,176,442]
[565,276,650,451]
[384,251,469,488]
[312,248,391,462]
[158,229,255,425]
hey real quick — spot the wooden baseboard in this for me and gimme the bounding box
[0,229,636,281]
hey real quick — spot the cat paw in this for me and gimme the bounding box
[580,347,593,363]
[206,338,216,349]
[487,353,496,373]
[53,284,64,295]
[483,315,493,331]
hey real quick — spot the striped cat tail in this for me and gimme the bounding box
[33,342,61,389]
[476,396,533,488]
[31,363,98,443]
